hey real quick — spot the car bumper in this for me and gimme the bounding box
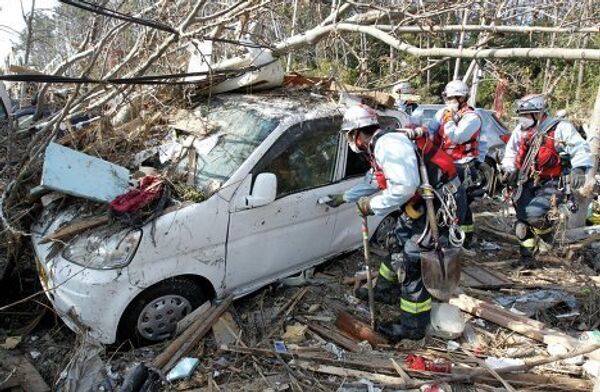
[32,233,135,344]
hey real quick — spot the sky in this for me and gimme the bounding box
[0,0,58,66]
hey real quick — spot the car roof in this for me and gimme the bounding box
[202,90,340,120]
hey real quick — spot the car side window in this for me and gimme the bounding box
[344,146,370,178]
[257,118,340,197]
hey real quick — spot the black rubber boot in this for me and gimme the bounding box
[377,321,426,343]
[356,278,401,305]
[511,244,537,268]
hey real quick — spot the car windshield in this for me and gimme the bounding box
[194,108,280,189]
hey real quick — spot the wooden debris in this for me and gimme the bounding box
[334,310,387,346]
[40,215,110,244]
[327,81,396,108]
[449,293,561,342]
[463,348,517,392]
[390,358,411,382]
[176,301,211,336]
[0,349,50,392]
[295,316,360,352]
[211,311,241,346]
[260,287,309,343]
[221,345,593,390]
[153,294,233,372]
[293,360,407,386]
[342,270,377,285]
[461,264,513,289]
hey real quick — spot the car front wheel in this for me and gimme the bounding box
[119,277,207,346]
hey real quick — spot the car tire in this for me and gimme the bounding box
[119,277,207,346]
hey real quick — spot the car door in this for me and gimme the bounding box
[226,116,350,291]
[329,144,384,253]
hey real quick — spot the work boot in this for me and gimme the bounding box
[356,278,401,305]
[511,255,537,269]
[377,321,426,343]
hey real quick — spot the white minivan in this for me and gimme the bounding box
[32,92,409,345]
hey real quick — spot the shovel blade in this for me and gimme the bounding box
[421,247,461,301]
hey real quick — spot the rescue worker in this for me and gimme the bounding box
[501,94,592,267]
[427,80,482,247]
[393,82,419,114]
[326,104,464,342]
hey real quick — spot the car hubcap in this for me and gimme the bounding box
[137,295,192,341]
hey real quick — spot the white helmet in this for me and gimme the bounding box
[514,94,547,114]
[442,80,470,99]
[392,81,414,95]
[341,104,379,132]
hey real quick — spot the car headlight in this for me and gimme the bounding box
[62,228,142,269]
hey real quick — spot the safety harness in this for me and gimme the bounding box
[516,120,563,179]
[366,129,457,191]
[436,106,481,161]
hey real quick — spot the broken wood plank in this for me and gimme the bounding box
[390,358,411,382]
[461,264,513,289]
[342,270,377,285]
[295,316,360,352]
[335,310,387,346]
[175,301,210,336]
[212,311,241,346]
[472,373,592,391]
[154,295,233,372]
[40,215,110,244]
[449,293,551,342]
[293,360,407,386]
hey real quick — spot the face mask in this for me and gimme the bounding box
[518,116,535,129]
[445,100,459,112]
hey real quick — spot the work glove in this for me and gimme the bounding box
[570,167,587,190]
[356,197,374,216]
[325,193,346,208]
[399,127,425,140]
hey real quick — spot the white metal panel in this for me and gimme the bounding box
[41,143,130,203]
[226,184,338,290]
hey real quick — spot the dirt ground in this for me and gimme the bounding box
[1,198,600,391]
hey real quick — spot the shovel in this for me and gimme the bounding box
[418,158,461,301]
[360,214,376,329]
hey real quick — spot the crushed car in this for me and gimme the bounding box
[31,91,410,345]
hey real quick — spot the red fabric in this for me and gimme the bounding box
[406,353,426,371]
[417,136,458,180]
[515,128,562,179]
[435,106,481,161]
[110,176,164,214]
[406,353,451,373]
[373,169,387,190]
[367,134,457,191]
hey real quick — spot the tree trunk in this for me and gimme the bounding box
[286,0,299,72]
[582,83,600,199]
[273,23,600,61]
[19,0,36,108]
[576,34,590,102]
[453,9,469,80]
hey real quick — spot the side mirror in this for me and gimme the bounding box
[246,173,277,208]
